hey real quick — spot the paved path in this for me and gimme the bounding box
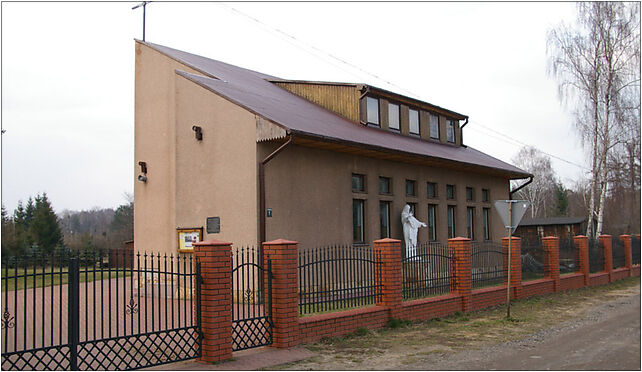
[405,290,641,370]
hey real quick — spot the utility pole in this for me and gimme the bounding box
[132,2,150,41]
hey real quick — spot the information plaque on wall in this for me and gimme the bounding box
[206,217,220,234]
[176,227,203,253]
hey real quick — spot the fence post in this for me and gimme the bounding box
[68,258,79,370]
[262,239,299,348]
[599,235,613,283]
[574,235,589,286]
[621,235,632,277]
[542,237,560,292]
[192,239,233,363]
[448,238,471,312]
[502,237,522,299]
[374,238,402,319]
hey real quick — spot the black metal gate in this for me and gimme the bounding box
[231,246,272,351]
[1,248,201,370]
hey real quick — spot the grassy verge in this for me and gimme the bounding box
[269,276,640,370]
[1,268,132,291]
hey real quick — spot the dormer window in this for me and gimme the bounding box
[429,114,439,140]
[409,109,419,135]
[388,103,400,131]
[447,120,456,143]
[366,97,379,126]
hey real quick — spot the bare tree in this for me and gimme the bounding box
[512,146,558,218]
[547,2,640,238]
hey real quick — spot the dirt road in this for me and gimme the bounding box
[273,278,640,370]
[405,288,640,370]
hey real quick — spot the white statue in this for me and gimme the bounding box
[401,204,427,258]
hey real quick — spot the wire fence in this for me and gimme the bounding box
[298,245,381,316]
[588,239,605,273]
[633,236,641,266]
[558,238,580,274]
[611,237,626,269]
[520,240,549,281]
[401,242,454,300]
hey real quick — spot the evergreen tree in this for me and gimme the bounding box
[28,193,63,255]
[11,201,29,255]
[553,183,569,217]
[1,205,17,257]
[24,197,35,228]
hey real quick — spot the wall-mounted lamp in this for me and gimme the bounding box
[138,161,147,183]
[192,125,203,141]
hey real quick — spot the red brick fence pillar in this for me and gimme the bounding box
[374,238,402,319]
[574,235,590,286]
[542,237,560,292]
[599,235,613,283]
[193,239,233,363]
[502,237,522,299]
[448,238,471,312]
[262,239,300,348]
[621,234,632,277]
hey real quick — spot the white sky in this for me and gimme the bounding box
[1,2,587,214]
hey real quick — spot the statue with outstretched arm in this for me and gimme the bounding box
[401,204,427,258]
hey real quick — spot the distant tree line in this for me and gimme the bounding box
[1,193,133,257]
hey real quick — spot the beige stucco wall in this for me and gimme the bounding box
[135,41,259,254]
[263,143,510,250]
[173,75,258,247]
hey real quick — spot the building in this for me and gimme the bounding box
[514,216,587,243]
[134,40,531,254]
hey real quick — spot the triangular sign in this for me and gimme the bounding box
[493,200,530,229]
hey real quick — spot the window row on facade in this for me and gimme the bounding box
[352,199,491,244]
[352,173,490,202]
[365,96,457,143]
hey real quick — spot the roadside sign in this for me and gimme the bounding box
[494,200,529,229]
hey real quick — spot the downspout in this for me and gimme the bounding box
[509,175,533,200]
[460,117,469,146]
[259,135,294,244]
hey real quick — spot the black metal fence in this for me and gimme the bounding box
[612,237,626,269]
[471,241,507,289]
[588,239,605,273]
[633,236,641,266]
[298,245,381,316]
[402,242,454,300]
[231,246,272,351]
[520,240,549,281]
[1,248,201,370]
[558,238,580,274]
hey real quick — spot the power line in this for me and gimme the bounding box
[219,3,589,173]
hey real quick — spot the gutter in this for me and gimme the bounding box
[259,135,294,244]
[509,175,533,200]
[460,117,469,147]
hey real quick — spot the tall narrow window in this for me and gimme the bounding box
[408,203,417,216]
[388,103,400,131]
[429,114,439,139]
[467,207,475,240]
[406,179,416,197]
[352,173,365,192]
[380,201,391,238]
[447,206,456,239]
[366,97,379,125]
[427,204,437,241]
[447,120,456,143]
[409,109,420,135]
[379,176,391,194]
[446,184,456,200]
[353,200,365,242]
[483,208,490,241]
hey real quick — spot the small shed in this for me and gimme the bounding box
[514,216,587,243]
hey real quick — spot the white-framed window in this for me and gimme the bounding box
[409,109,419,135]
[388,103,400,130]
[366,97,379,125]
[447,120,456,143]
[429,114,439,139]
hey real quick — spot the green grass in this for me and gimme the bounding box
[1,267,132,291]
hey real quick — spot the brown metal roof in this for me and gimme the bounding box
[140,40,531,179]
[520,217,587,227]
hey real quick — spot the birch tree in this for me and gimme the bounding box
[512,146,557,218]
[547,2,640,238]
